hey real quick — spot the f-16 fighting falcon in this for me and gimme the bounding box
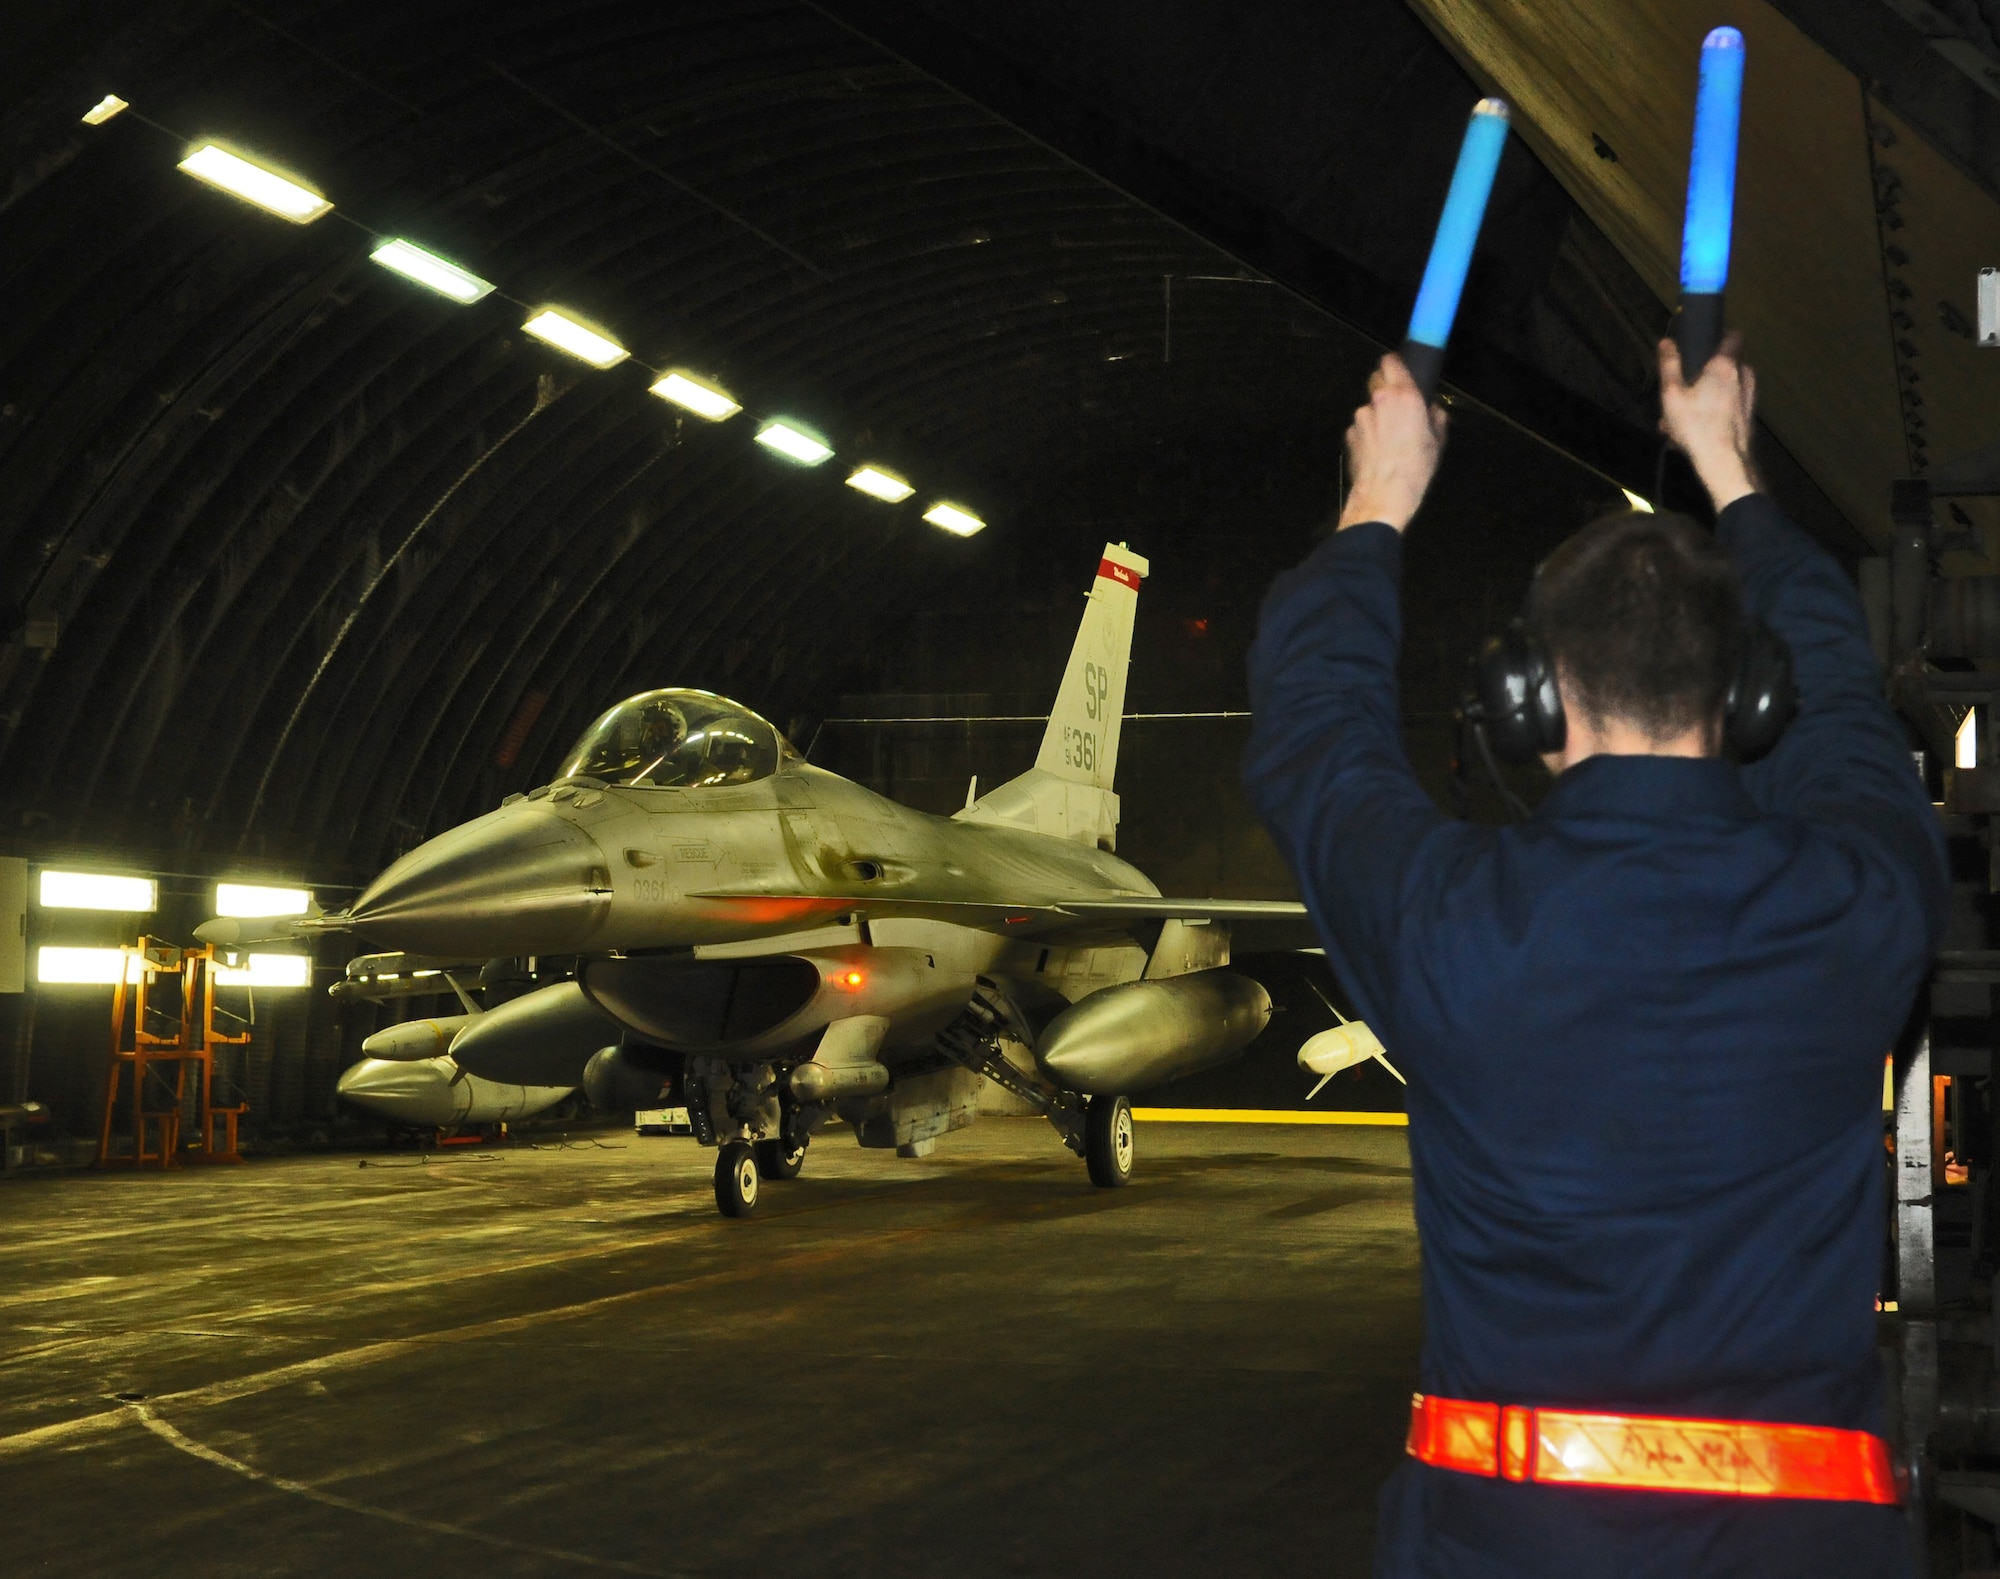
[205,544,1317,1216]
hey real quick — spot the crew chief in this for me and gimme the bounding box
[1244,340,1947,1577]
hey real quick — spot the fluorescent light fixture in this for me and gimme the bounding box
[523,309,628,368]
[650,372,740,421]
[755,421,833,466]
[37,947,144,985]
[39,870,156,911]
[213,953,312,989]
[847,466,914,503]
[177,143,332,224]
[215,883,311,918]
[82,95,129,126]
[369,239,493,304]
[1959,709,1979,771]
[1621,489,1655,514]
[923,502,986,537]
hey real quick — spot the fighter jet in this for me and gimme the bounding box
[213,543,1314,1216]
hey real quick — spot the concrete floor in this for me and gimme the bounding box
[0,1117,1420,1578]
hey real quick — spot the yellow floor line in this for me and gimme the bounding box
[1132,1108,1407,1127]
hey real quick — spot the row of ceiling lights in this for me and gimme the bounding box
[79,95,987,537]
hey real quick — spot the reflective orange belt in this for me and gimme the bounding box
[1406,1393,1899,1504]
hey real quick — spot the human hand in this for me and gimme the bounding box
[1336,353,1448,533]
[1658,333,1759,513]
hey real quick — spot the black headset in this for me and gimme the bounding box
[1460,617,1798,767]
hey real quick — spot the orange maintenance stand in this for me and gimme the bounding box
[95,938,250,1169]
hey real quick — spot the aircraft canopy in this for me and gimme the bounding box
[557,689,786,789]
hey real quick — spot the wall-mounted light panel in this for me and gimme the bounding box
[212,954,312,988]
[81,95,128,126]
[37,947,145,985]
[39,871,157,911]
[215,883,312,918]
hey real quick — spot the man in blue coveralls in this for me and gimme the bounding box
[1244,337,1947,1577]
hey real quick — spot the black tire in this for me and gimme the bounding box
[754,1137,805,1180]
[1085,1094,1135,1188]
[714,1142,759,1217]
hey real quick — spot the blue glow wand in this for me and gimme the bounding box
[1400,97,1511,402]
[1676,27,1745,379]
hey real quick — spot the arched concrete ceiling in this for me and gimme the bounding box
[0,0,1411,884]
[10,0,1955,894]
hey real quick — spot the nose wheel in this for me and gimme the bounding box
[714,1142,760,1217]
[1085,1094,1135,1188]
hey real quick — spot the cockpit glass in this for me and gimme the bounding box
[556,690,786,788]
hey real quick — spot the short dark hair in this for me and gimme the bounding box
[1527,510,1743,742]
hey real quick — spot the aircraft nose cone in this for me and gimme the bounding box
[349,804,611,956]
[335,1057,460,1127]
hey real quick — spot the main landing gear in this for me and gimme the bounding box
[1085,1093,1135,1188]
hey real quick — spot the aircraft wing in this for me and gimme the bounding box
[1050,898,1319,953]
[687,892,1317,950]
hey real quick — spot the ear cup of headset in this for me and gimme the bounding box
[1466,620,1566,763]
[1724,619,1798,763]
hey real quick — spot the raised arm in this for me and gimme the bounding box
[1659,337,1947,940]
[1243,355,1464,1023]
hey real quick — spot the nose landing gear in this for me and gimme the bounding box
[714,1142,760,1217]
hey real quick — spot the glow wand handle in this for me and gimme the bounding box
[1676,27,1745,379]
[1399,97,1510,402]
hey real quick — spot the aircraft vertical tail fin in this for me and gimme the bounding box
[957,542,1148,848]
[1033,543,1148,790]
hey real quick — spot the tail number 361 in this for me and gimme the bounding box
[1062,726,1097,772]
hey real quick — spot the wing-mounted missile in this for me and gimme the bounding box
[1298,982,1404,1096]
[1034,969,1272,1095]
[327,952,486,1004]
[447,980,621,1086]
[195,898,342,948]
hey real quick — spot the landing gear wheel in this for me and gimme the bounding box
[1085,1094,1135,1188]
[754,1137,805,1180]
[714,1142,759,1217]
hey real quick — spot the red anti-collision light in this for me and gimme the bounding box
[835,968,865,989]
